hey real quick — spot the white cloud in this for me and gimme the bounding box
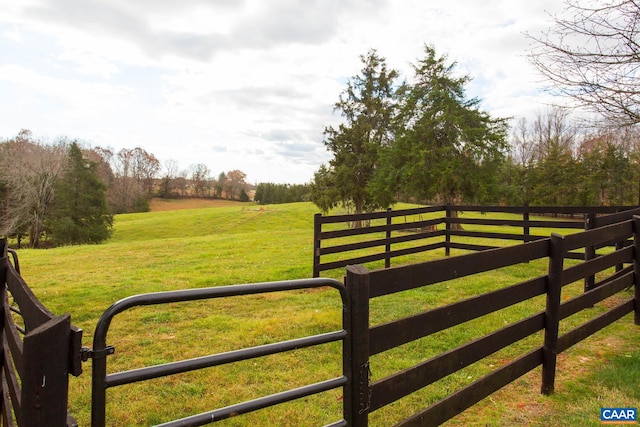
[0,64,135,115]
[0,0,570,184]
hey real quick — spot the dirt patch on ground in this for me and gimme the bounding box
[149,198,248,212]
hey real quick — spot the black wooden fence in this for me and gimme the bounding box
[0,238,83,427]
[313,205,640,277]
[343,216,639,426]
[2,208,640,426]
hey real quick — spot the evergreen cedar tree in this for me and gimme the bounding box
[312,45,509,223]
[48,142,113,245]
[311,49,398,225]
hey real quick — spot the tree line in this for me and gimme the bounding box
[253,182,311,205]
[0,130,253,247]
[310,39,640,223]
[0,132,113,248]
[500,109,640,207]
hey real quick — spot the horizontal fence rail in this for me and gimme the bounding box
[313,205,640,277]
[344,215,640,426]
[89,278,348,427]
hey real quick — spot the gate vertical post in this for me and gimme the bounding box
[385,208,392,269]
[633,216,640,326]
[344,265,370,427]
[584,213,596,292]
[91,312,116,427]
[91,349,108,427]
[313,213,322,277]
[541,233,565,395]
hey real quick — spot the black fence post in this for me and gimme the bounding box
[634,216,640,326]
[313,213,322,277]
[344,265,370,427]
[385,208,392,269]
[523,204,530,243]
[615,240,625,273]
[541,233,565,395]
[584,213,596,292]
[0,239,6,284]
[22,315,72,427]
[445,205,451,257]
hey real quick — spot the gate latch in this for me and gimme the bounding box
[80,346,115,362]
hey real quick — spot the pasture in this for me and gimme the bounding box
[13,200,640,426]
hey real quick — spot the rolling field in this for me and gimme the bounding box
[12,200,640,426]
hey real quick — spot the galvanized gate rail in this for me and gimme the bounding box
[85,278,350,427]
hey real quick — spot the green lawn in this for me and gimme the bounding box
[13,201,640,426]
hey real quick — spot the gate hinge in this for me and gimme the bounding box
[80,346,115,362]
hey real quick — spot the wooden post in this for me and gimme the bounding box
[445,205,451,257]
[0,238,6,286]
[541,233,564,395]
[523,204,530,243]
[615,240,624,273]
[22,314,72,427]
[584,213,596,292]
[385,208,392,269]
[313,213,322,277]
[344,265,370,427]
[634,216,640,326]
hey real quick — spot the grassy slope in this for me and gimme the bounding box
[14,201,640,426]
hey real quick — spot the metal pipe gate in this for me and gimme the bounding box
[86,278,349,427]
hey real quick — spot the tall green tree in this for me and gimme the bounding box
[578,133,635,206]
[531,140,579,205]
[501,108,580,206]
[49,142,113,245]
[311,49,398,225]
[377,45,509,206]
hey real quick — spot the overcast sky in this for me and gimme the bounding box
[0,0,566,184]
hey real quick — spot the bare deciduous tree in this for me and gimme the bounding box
[107,147,158,213]
[111,148,136,213]
[225,170,248,201]
[0,130,67,247]
[159,159,179,198]
[531,107,577,161]
[190,163,211,197]
[529,0,640,126]
[132,147,160,197]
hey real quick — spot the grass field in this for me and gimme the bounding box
[12,199,640,426]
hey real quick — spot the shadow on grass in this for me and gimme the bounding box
[536,349,640,427]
